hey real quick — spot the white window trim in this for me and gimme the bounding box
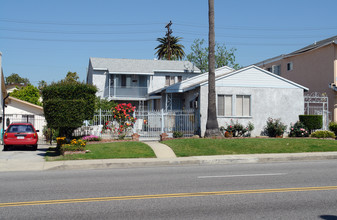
[217,93,252,118]
[235,94,252,117]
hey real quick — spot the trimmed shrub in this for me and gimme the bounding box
[329,122,337,137]
[173,131,184,138]
[299,115,322,133]
[310,130,336,139]
[289,121,309,137]
[265,118,287,137]
[42,82,97,138]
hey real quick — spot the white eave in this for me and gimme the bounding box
[153,69,201,73]
[108,72,154,75]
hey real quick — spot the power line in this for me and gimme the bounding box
[2,18,337,31]
[0,18,164,26]
[0,27,163,35]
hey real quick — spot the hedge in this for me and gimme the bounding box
[299,115,322,133]
[329,122,337,137]
[42,82,97,137]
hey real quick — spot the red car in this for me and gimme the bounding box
[3,123,39,151]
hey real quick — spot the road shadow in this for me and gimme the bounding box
[320,215,337,220]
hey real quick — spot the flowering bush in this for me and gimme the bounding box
[56,137,66,149]
[61,139,86,154]
[220,120,254,137]
[105,103,137,139]
[264,118,287,137]
[289,121,309,137]
[82,135,101,142]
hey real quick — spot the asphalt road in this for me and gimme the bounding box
[1,160,337,219]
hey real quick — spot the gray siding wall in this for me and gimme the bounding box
[91,70,107,98]
[199,85,304,137]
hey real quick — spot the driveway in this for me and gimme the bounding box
[0,143,51,172]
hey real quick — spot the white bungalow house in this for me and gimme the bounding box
[86,58,201,110]
[153,65,308,137]
[0,52,46,140]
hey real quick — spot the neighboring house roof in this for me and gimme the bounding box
[162,65,308,93]
[255,35,337,66]
[8,96,43,112]
[89,58,201,74]
[151,66,235,94]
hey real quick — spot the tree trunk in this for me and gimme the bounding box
[205,0,221,137]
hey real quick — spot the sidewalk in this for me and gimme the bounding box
[1,141,337,172]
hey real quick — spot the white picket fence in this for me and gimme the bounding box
[74,109,196,140]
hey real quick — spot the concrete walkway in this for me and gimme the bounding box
[144,141,177,159]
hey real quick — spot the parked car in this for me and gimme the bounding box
[3,123,39,151]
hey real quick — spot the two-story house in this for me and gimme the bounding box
[86,58,201,110]
[255,35,337,122]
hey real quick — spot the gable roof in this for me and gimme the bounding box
[162,65,308,93]
[8,96,43,111]
[255,35,337,66]
[89,58,201,74]
[154,66,234,94]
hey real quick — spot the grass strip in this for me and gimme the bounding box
[45,141,155,161]
[162,138,337,157]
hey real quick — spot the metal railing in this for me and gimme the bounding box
[104,86,148,98]
[77,109,196,140]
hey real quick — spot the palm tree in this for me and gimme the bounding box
[205,0,221,137]
[155,36,185,60]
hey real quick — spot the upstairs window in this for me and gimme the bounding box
[165,75,176,86]
[165,76,170,86]
[287,62,293,71]
[272,65,281,76]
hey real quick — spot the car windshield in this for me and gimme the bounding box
[7,125,34,133]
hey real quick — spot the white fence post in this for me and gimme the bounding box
[161,109,164,134]
[99,109,102,126]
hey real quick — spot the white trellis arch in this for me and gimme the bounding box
[304,92,330,130]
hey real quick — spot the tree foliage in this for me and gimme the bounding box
[42,72,97,138]
[186,39,241,73]
[155,36,185,60]
[95,97,117,110]
[62,71,80,83]
[38,80,47,91]
[5,73,30,85]
[10,84,42,106]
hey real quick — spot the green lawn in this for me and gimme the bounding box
[162,138,337,157]
[45,141,156,161]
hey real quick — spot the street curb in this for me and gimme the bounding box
[42,152,337,171]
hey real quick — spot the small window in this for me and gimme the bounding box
[170,76,175,85]
[272,65,281,75]
[165,76,170,86]
[287,62,293,71]
[178,76,182,82]
[217,95,232,116]
[236,95,251,116]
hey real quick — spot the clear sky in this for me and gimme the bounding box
[1,0,337,86]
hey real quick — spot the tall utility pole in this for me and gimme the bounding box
[165,21,173,60]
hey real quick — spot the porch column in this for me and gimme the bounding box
[108,75,111,98]
[334,96,337,122]
[113,74,116,98]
